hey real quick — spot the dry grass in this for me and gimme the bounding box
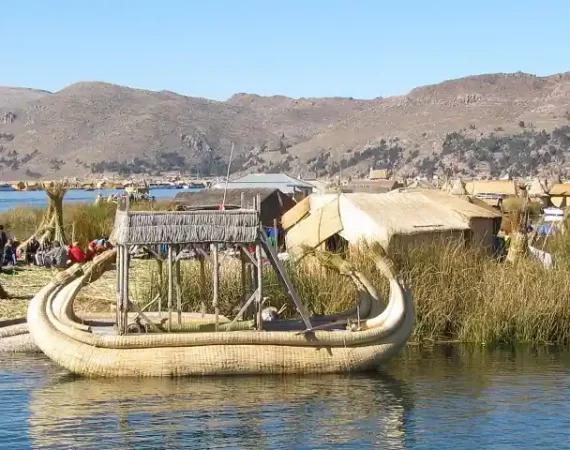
[3,202,570,345]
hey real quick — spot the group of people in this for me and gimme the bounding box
[0,225,112,270]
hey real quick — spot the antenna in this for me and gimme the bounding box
[221,142,235,210]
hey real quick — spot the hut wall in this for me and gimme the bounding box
[386,230,466,253]
[468,217,498,251]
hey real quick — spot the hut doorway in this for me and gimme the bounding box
[325,234,349,254]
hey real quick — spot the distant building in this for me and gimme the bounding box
[369,168,391,180]
[340,179,402,194]
[464,180,519,207]
[213,173,314,196]
[173,188,295,226]
[548,183,570,207]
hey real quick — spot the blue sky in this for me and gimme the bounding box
[2,0,569,100]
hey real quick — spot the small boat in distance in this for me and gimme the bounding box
[0,183,14,191]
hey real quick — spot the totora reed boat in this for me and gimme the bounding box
[26,197,414,377]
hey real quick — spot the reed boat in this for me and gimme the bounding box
[26,203,414,377]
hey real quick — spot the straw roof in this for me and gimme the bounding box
[465,180,518,196]
[340,180,401,194]
[369,168,391,180]
[345,190,500,234]
[549,183,570,196]
[111,210,259,245]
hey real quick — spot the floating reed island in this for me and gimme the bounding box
[25,194,414,377]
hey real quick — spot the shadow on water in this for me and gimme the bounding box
[27,369,413,449]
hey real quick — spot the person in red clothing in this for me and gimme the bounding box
[68,242,86,264]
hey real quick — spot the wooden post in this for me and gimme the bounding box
[175,246,182,326]
[167,245,173,331]
[156,256,163,317]
[255,193,263,331]
[240,248,246,308]
[122,246,130,334]
[116,245,123,333]
[240,191,245,209]
[199,253,206,317]
[212,243,220,331]
[256,242,263,331]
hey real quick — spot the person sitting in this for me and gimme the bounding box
[68,242,86,264]
[44,241,68,269]
[3,241,17,266]
[25,236,40,265]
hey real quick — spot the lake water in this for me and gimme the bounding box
[0,188,186,212]
[1,345,569,449]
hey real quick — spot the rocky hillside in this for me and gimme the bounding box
[1,72,570,180]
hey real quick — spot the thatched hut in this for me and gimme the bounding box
[284,190,502,256]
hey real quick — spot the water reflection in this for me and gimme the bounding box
[2,346,570,449]
[28,370,411,449]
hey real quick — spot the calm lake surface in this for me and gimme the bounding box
[0,188,186,212]
[1,345,569,449]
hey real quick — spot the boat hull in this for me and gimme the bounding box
[27,251,414,377]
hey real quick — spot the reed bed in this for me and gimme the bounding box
[2,202,570,344]
[134,240,570,345]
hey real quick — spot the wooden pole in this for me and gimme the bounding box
[240,191,245,209]
[156,256,163,317]
[116,245,123,333]
[175,246,182,325]
[212,243,219,331]
[199,253,206,317]
[256,242,263,331]
[256,193,263,331]
[167,245,173,331]
[122,246,130,334]
[240,248,246,308]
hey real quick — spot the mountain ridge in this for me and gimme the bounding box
[1,71,570,181]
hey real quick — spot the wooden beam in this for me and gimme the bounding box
[116,246,123,333]
[122,246,130,334]
[259,229,312,330]
[256,243,263,331]
[229,288,259,328]
[238,244,258,268]
[212,243,220,331]
[240,248,246,308]
[167,245,173,331]
[199,253,206,317]
[127,300,164,333]
[175,247,182,326]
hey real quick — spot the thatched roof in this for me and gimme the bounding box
[549,183,570,196]
[465,180,518,196]
[340,180,402,194]
[111,210,259,245]
[369,168,391,180]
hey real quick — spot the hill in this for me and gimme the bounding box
[1,72,570,180]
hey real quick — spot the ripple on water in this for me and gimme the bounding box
[1,346,570,449]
